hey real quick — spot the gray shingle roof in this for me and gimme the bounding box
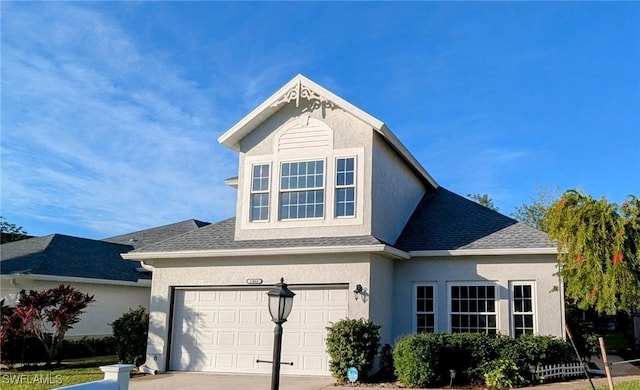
[104,219,210,249]
[132,188,551,255]
[1,234,149,282]
[395,187,553,251]
[132,218,385,253]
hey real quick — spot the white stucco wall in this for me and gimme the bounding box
[370,133,426,244]
[393,255,564,339]
[142,253,373,372]
[368,254,396,347]
[0,277,150,338]
[233,101,376,240]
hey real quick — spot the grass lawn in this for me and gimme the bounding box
[595,380,640,390]
[0,356,118,390]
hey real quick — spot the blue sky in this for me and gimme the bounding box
[2,2,639,239]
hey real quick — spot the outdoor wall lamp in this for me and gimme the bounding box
[258,277,295,390]
[353,284,367,301]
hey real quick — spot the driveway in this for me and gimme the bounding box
[129,372,336,390]
[129,372,640,390]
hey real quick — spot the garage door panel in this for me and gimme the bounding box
[301,356,325,373]
[304,332,324,348]
[283,332,302,348]
[304,310,326,324]
[170,286,348,375]
[328,309,348,323]
[218,310,237,324]
[238,310,259,324]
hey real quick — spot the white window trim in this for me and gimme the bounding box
[278,157,327,221]
[240,148,364,231]
[249,162,272,222]
[413,282,437,333]
[334,155,357,219]
[509,281,537,336]
[447,281,499,333]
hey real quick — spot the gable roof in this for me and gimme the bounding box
[218,74,438,189]
[1,234,148,283]
[395,187,553,252]
[103,219,210,249]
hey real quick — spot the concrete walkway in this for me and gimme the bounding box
[129,373,640,390]
[129,372,336,390]
[129,357,640,390]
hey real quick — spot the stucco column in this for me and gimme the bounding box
[100,364,135,390]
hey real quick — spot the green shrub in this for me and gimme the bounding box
[515,334,574,366]
[60,337,115,359]
[484,358,526,389]
[326,318,381,383]
[110,306,149,366]
[394,333,442,387]
[393,333,575,388]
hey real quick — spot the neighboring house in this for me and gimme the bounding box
[1,219,209,338]
[122,75,564,376]
[104,219,210,249]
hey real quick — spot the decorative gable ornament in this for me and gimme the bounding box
[271,78,336,111]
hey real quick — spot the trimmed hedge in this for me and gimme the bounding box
[1,336,115,366]
[393,333,574,388]
[326,318,381,383]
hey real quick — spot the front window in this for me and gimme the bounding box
[250,164,270,221]
[279,160,324,220]
[335,157,356,217]
[450,284,497,334]
[415,284,435,333]
[512,283,535,337]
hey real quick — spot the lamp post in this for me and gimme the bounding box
[266,278,295,390]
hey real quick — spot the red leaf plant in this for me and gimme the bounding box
[12,285,94,366]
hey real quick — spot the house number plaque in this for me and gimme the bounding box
[246,278,263,285]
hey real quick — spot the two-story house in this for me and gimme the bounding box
[123,75,564,377]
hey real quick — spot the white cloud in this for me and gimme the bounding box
[1,3,239,238]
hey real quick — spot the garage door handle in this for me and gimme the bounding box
[256,359,294,366]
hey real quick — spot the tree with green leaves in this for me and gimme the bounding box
[467,193,499,211]
[510,186,557,231]
[545,190,640,315]
[0,216,29,243]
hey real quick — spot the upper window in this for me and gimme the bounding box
[250,164,270,221]
[512,283,535,337]
[415,284,436,333]
[279,160,324,220]
[335,157,356,217]
[450,284,497,334]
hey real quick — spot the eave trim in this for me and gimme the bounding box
[122,244,410,261]
[1,273,151,287]
[409,247,558,257]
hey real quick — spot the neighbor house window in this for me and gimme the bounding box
[511,282,535,337]
[415,284,436,333]
[250,164,270,221]
[450,284,497,334]
[335,157,356,217]
[279,160,324,220]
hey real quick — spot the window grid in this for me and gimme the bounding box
[416,285,435,333]
[279,160,324,220]
[450,285,497,334]
[250,164,270,221]
[512,284,535,337]
[335,157,356,217]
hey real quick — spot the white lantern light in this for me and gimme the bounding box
[267,278,295,323]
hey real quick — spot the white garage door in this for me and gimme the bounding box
[169,285,349,375]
